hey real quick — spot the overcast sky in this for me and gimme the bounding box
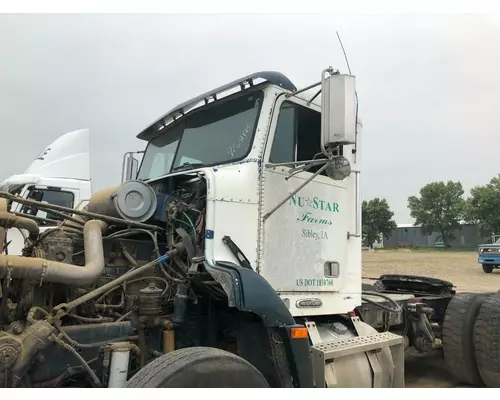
[0,13,499,223]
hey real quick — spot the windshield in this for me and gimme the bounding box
[0,183,23,194]
[0,183,24,212]
[137,90,263,180]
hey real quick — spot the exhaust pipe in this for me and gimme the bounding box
[0,211,40,240]
[0,219,107,286]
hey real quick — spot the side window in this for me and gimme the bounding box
[270,101,335,175]
[269,103,296,163]
[20,187,75,225]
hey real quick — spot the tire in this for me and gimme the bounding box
[125,346,270,388]
[474,295,500,388]
[442,292,488,386]
[483,264,494,273]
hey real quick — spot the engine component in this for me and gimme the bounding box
[163,321,175,354]
[0,212,39,240]
[53,245,185,318]
[108,342,134,388]
[87,181,157,223]
[0,334,22,370]
[0,320,55,383]
[0,219,107,286]
[45,230,74,264]
[139,282,163,316]
[172,283,190,326]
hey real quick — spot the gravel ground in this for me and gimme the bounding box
[362,250,499,388]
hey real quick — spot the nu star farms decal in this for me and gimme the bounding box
[288,194,339,241]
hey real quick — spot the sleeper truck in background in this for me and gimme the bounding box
[0,129,93,255]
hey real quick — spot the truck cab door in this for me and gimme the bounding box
[260,95,358,315]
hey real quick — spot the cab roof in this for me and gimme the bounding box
[136,71,297,142]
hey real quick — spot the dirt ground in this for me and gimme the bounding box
[362,250,499,388]
[363,249,500,293]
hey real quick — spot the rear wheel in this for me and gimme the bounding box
[474,295,500,388]
[125,347,270,388]
[442,292,487,386]
[483,264,494,273]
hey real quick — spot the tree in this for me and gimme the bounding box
[465,174,500,237]
[407,181,466,248]
[362,198,397,249]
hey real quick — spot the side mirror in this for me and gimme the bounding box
[320,70,357,151]
[121,152,142,182]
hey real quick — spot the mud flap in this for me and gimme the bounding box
[309,317,405,388]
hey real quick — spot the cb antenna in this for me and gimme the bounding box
[336,31,352,75]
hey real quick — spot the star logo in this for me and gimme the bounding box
[304,197,313,207]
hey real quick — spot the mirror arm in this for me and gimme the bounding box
[264,158,329,169]
[285,81,321,98]
[286,155,342,179]
[264,158,332,180]
[263,161,332,222]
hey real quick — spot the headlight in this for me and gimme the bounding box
[479,248,484,253]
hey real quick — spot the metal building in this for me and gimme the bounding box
[383,223,487,249]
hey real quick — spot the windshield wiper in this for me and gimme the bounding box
[171,162,205,172]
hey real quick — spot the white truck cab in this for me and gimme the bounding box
[0,129,92,255]
[0,68,478,389]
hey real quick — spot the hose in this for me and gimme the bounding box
[27,306,51,324]
[116,310,134,322]
[108,228,161,257]
[116,310,133,322]
[14,209,85,227]
[67,314,114,323]
[55,324,138,349]
[51,334,102,388]
[159,261,185,283]
[182,212,197,243]
[109,228,184,282]
[361,291,403,313]
[0,219,107,286]
[121,245,139,269]
[0,212,39,240]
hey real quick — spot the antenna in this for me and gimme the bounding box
[336,31,352,75]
